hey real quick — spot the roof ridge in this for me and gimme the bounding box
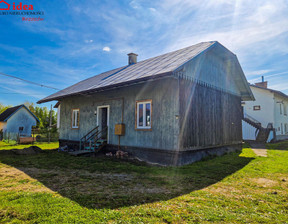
[135,41,217,65]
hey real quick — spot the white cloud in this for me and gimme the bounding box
[103,46,111,52]
[129,0,140,9]
[85,39,94,43]
[246,69,273,77]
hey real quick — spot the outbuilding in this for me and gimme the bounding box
[0,104,39,140]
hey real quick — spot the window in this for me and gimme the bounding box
[136,100,152,129]
[284,104,287,116]
[19,127,24,132]
[72,109,79,129]
[280,104,282,115]
[253,105,261,111]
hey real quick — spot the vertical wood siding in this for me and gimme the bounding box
[179,79,242,149]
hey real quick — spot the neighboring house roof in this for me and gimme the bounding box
[38,41,253,103]
[0,105,40,122]
[54,102,60,108]
[250,84,288,100]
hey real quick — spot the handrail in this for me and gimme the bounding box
[79,126,108,151]
[80,126,98,142]
[243,113,261,126]
[80,126,98,150]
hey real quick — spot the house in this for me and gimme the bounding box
[0,104,39,140]
[38,41,254,166]
[242,77,288,142]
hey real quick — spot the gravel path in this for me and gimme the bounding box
[249,141,268,157]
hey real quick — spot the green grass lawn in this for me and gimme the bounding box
[0,141,287,223]
[0,141,59,150]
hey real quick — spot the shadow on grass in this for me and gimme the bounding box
[0,149,253,209]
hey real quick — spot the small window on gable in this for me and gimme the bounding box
[136,100,152,129]
[253,105,261,111]
[72,109,80,129]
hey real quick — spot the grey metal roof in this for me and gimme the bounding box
[38,41,216,103]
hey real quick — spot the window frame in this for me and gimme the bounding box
[71,109,80,129]
[253,105,261,111]
[135,100,152,130]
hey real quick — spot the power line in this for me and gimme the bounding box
[0,92,45,95]
[0,72,60,90]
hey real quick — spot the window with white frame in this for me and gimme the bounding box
[284,104,287,116]
[280,104,282,114]
[72,109,79,129]
[136,100,152,129]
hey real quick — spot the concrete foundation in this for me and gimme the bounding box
[59,139,242,166]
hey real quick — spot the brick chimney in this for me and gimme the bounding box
[128,53,138,65]
[255,76,268,88]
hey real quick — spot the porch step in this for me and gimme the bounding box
[97,139,107,143]
[84,146,98,151]
[69,150,94,156]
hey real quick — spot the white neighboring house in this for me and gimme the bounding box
[54,102,60,129]
[242,80,288,142]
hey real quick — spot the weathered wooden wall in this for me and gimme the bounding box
[59,78,180,150]
[5,107,37,136]
[179,79,242,149]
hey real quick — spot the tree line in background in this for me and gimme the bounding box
[0,102,57,130]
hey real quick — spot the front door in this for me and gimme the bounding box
[101,108,108,139]
[97,106,109,141]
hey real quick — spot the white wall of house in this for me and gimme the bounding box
[57,105,60,129]
[242,120,257,140]
[243,85,288,141]
[243,86,274,127]
[273,94,288,138]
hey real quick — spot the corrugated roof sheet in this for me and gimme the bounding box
[0,105,22,122]
[0,105,39,122]
[38,41,216,103]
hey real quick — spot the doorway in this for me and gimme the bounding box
[97,105,110,142]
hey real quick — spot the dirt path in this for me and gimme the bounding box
[249,142,268,157]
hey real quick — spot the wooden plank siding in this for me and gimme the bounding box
[179,79,242,149]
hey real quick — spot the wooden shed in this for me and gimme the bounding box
[0,104,39,141]
[38,41,254,165]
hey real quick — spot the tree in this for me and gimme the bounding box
[0,103,12,114]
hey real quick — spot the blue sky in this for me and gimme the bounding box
[0,0,288,108]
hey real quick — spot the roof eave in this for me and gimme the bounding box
[37,72,173,104]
